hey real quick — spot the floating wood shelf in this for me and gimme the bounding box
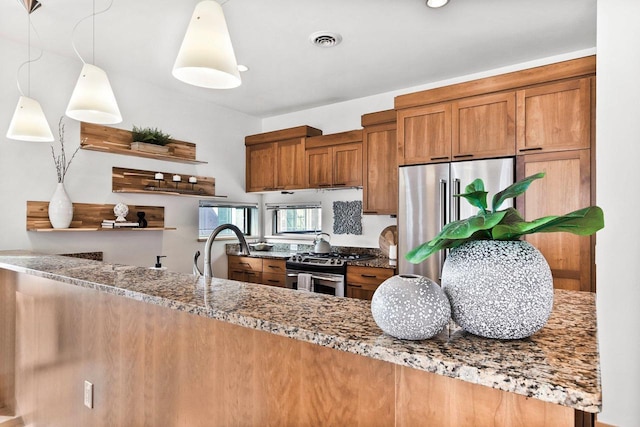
[26,201,175,232]
[112,167,226,199]
[80,122,207,164]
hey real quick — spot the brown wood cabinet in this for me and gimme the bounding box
[228,256,287,287]
[452,92,516,160]
[228,255,263,284]
[362,110,398,215]
[516,149,594,292]
[517,77,592,154]
[245,126,322,192]
[397,103,451,165]
[306,130,363,188]
[346,265,394,300]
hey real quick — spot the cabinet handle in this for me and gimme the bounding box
[360,274,377,278]
[519,147,543,152]
[333,183,347,186]
[318,184,332,187]
[263,187,276,191]
[267,279,280,283]
[453,154,473,158]
[233,270,244,274]
[247,272,257,276]
[239,262,250,266]
[267,265,281,269]
[349,284,362,288]
[430,156,449,161]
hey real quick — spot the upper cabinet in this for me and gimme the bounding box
[245,125,322,192]
[452,92,516,160]
[362,110,398,215]
[397,103,451,165]
[516,77,593,154]
[305,130,363,188]
[396,56,596,166]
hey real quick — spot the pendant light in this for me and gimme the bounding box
[65,0,122,124]
[173,0,241,89]
[6,0,54,142]
[426,0,450,8]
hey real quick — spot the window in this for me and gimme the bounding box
[268,203,322,234]
[198,201,259,239]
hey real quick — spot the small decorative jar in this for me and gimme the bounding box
[371,274,451,340]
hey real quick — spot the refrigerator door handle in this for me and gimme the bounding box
[439,179,447,281]
[452,178,461,222]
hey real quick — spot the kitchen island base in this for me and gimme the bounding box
[0,269,575,426]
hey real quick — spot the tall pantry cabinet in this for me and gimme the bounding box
[395,56,597,293]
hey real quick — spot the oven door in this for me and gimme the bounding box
[286,270,345,297]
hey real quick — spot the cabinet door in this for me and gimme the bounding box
[333,143,363,187]
[452,92,516,160]
[363,123,397,215]
[346,266,394,301]
[262,272,286,288]
[306,146,332,188]
[516,149,593,292]
[398,103,452,165]
[276,138,305,190]
[246,143,276,192]
[517,77,592,154]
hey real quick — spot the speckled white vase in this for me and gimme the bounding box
[371,274,451,340]
[48,182,73,229]
[442,240,553,340]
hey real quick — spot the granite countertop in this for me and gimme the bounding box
[0,252,600,413]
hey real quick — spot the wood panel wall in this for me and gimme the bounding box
[2,270,575,426]
[0,270,16,414]
[112,167,216,197]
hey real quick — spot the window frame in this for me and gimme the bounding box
[198,201,259,240]
[267,203,322,236]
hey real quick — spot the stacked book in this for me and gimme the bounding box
[101,219,140,229]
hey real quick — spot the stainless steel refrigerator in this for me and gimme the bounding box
[398,158,515,281]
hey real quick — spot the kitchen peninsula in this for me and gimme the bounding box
[0,252,600,426]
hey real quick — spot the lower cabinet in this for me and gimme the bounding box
[228,255,286,287]
[346,265,394,301]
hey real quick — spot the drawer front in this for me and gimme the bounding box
[263,259,286,273]
[229,256,263,272]
[244,271,263,284]
[262,272,286,288]
[347,266,394,286]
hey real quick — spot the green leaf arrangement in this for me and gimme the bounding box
[406,172,605,264]
[132,125,172,146]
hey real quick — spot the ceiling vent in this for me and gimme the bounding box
[309,31,342,48]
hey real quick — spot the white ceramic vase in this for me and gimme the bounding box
[442,240,554,340]
[371,274,451,340]
[48,182,73,229]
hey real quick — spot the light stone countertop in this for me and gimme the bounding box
[0,251,600,413]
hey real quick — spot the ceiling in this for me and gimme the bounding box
[0,0,596,118]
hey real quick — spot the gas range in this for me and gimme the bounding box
[287,252,374,267]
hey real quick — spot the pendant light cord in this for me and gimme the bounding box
[71,0,114,65]
[15,11,43,97]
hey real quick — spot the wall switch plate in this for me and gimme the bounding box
[84,380,93,408]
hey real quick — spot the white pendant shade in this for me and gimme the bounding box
[66,63,122,124]
[6,96,54,142]
[173,0,241,89]
[426,0,450,7]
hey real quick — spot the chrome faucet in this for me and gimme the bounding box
[194,224,251,278]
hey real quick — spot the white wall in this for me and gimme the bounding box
[0,37,261,276]
[262,48,596,249]
[596,1,640,425]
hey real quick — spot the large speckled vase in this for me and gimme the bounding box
[442,240,553,340]
[371,274,451,340]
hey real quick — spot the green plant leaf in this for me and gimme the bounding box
[492,206,604,240]
[456,178,488,213]
[491,172,546,211]
[405,211,507,263]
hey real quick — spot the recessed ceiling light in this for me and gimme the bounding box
[426,0,449,8]
[238,64,249,72]
[309,31,343,48]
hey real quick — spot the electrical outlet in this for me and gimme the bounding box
[84,380,93,409]
[290,243,298,251]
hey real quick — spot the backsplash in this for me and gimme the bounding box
[226,243,384,257]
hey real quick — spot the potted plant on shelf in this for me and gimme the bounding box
[405,172,604,340]
[131,125,172,154]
